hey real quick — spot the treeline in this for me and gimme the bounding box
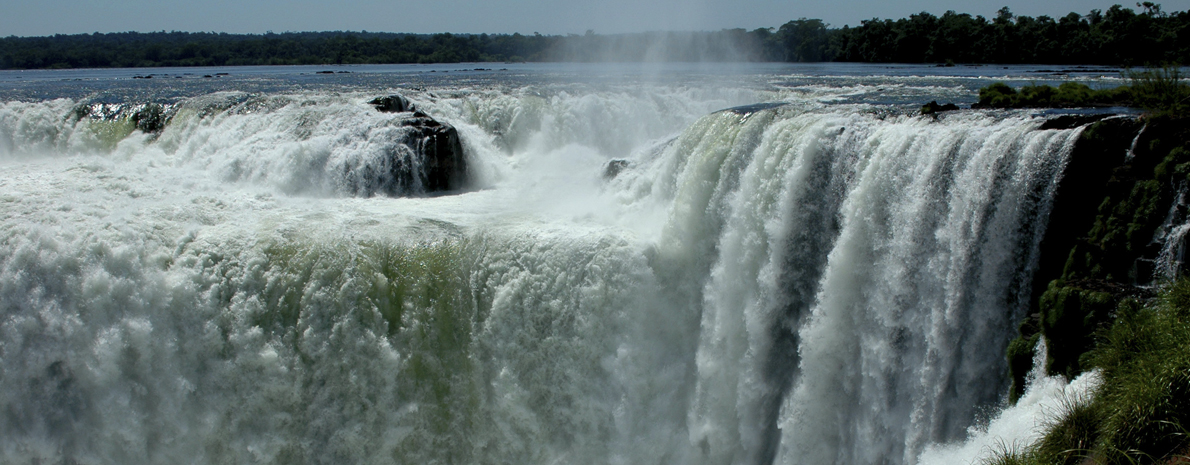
[825,4,1190,64]
[0,31,563,68]
[0,30,779,68]
[1,4,1188,69]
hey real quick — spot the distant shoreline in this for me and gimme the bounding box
[2,5,1187,70]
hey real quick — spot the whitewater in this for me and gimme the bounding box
[0,63,1121,464]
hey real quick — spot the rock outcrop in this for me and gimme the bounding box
[369,95,416,113]
[70,102,173,134]
[349,96,468,196]
[603,159,629,180]
[919,100,959,115]
[1006,114,1190,401]
[395,113,467,193]
[720,102,789,115]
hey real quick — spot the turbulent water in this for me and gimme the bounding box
[0,63,1114,464]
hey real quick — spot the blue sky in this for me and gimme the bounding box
[4,0,1190,37]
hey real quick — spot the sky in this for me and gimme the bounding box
[3,0,1190,37]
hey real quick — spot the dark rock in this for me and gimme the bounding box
[369,95,416,113]
[604,159,630,180]
[131,103,168,133]
[342,113,468,196]
[1133,257,1158,285]
[1007,115,1159,402]
[920,101,959,115]
[1039,113,1114,130]
[69,102,173,134]
[721,102,788,115]
[401,115,467,193]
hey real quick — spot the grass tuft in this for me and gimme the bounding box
[983,278,1190,464]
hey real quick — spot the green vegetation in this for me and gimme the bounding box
[2,4,1189,68]
[1127,66,1190,117]
[993,65,1190,462]
[973,82,1133,109]
[920,100,959,114]
[0,30,771,68]
[1005,105,1190,402]
[1014,133,1146,394]
[830,4,1190,65]
[975,67,1190,117]
[984,279,1190,465]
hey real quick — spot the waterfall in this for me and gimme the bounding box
[1151,184,1190,282]
[627,108,1081,464]
[0,90,1085,464]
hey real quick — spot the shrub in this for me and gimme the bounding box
[1125,65,1190,117]
[977,82,1019,108]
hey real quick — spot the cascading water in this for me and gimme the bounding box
[918,339,1103,465]
[1151,184,1190,282]
[618,107,1079,465]
[0,67,1092,465]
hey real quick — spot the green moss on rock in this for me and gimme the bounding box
[1038,283,1118,379]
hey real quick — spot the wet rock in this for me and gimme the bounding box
[69,102,173,134]
[399,114,467,193]
[360,95,466,194]
[131,103,167,133]
[1039,113,1114,130]
[369,95,416,113]
[920,101,959,115]
[604,159,630,180]
[721,102,788,115]
[341,112,468,196]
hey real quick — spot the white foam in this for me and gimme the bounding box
[918,341,1103,465]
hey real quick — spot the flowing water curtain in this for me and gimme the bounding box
[677,110,858,465]
[774,115,1080,465]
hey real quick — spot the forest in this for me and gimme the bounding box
[0,3,1187,68]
